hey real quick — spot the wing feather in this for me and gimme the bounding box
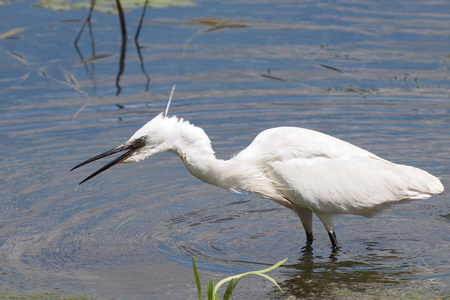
[241,127,443,216]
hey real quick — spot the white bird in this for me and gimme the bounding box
[71,108,444,250]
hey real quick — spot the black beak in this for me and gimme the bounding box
[71,137,146,185]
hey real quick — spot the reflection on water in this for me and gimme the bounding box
[0,0,449,299]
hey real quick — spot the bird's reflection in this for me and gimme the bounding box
[278,247,407,299]
[300,243,314,260]
[300,243,339,264]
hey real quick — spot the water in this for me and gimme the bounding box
[0,0,449,299]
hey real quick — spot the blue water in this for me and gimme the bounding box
[0,0,449,298]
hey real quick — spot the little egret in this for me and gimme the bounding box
[71,111,444,250]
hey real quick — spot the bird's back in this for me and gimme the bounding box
[236,127,444,216]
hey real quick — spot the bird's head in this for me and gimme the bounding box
[71,113,183,185]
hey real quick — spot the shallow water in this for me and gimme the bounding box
[0,0,449,299]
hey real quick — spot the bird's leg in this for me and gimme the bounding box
[306,232,314,244]
[328,231,340,251]
[294,207,313,245]
[316,213,341,250]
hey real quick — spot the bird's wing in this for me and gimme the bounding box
[243,127,443,216]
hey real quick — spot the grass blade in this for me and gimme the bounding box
[206,277,214,300]
[0,28,23,39]
[192,257,202,300]
[222,279,234,300]
[213,258,287,295]
[252,273,283,292]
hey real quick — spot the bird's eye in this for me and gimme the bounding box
[133,136,147,147]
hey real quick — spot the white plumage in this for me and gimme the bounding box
[72,113,444,250]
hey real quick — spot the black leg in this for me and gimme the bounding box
[328,231,340,251]
[306,231,313,244]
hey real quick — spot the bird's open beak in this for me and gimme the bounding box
[70,137,146,185]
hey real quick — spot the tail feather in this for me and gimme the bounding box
[399,165,444,199]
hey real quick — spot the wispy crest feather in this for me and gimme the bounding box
[164,84,176,118]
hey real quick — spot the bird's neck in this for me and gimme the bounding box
[183,152,234,188]
[169,124,247,191]
[175,142,238,190]
[169,122,287,206]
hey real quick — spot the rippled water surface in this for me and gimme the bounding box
[1,0,449,299]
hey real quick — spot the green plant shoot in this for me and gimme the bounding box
[191,257,286,300]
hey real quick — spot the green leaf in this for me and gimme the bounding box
[206,277,214,300]
[191,256,202,300]
[222,279,235,300]
[193,257,286,300]
[251,273,283,292]
[213,258,287,295]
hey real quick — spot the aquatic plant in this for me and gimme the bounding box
[191,257,286,300]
